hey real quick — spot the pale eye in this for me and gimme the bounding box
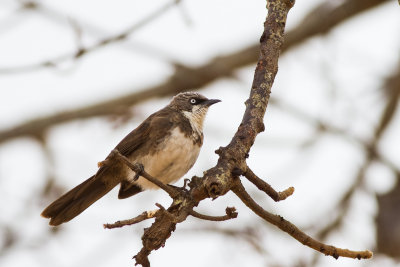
[190,98,197,105]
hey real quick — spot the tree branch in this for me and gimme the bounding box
[104,209,159,229]
[103,1,373,265]
[189,207,238,222]
[112,2,298,265]
[243,166,294,201]
[231,179,373,260]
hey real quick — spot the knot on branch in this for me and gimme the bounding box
[215,146,225,155]
[209,182,222,199]
[231,167,244,177]
[202,165,239,200]
[284,0,295,8]
[267,0,295,10]
[225,207,238,219]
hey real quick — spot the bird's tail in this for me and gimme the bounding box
[41,174,119,226]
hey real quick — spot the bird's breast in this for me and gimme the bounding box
[128,127,201,190]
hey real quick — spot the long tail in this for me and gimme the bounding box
[41,175,119,226]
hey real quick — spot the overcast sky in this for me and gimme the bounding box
[0,1,399,267]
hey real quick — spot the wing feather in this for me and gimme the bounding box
[115,107,175,157]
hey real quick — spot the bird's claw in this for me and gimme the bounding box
[133,163,144,181]
[183,178,190,189]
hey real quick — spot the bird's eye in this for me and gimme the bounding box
[190,98,197,105]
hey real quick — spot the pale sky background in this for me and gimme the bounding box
[0,0,399,267]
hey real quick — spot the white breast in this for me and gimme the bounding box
[129,127,201,190]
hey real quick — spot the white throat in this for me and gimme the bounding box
[182,106,208,136]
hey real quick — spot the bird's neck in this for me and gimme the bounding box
[182,110,206,135]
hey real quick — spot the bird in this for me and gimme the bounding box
[41,92,220,226]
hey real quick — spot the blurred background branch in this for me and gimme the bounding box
[0,0,399,266]
[0,0,390,144]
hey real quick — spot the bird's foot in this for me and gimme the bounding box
[167,182,189,193]
[133,163,144,181]
[182,178,190,190]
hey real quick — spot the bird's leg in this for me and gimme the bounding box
[109,149,144,181]
[132,163,144,181]
[167,184,181,190]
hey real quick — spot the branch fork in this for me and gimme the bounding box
[102,0,373,265]
[244,166,294,201]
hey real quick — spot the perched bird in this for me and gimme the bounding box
[41,92,220,226]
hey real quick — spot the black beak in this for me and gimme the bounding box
[203,99,221,106]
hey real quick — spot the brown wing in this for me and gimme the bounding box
[115,107,176,198]
[115,107,174,157]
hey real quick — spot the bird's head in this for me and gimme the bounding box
[169,92,220,133]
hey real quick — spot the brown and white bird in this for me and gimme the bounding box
[41,92,220,226]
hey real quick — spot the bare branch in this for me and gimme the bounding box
[118,1,371,264]
[244,166,294,201]
[189,207,238,222]
[104,209,159,229]
[111,2,298,265]
[14,0,379,265]
[0,0,393,265]
[231,180,373,260]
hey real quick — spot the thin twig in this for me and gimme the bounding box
[244,166,294,201]
[104,209,159,229]
[231,180,373,260]
[189,207,238,221]
[0,0,180,74]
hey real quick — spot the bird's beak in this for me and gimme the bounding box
[203,99,221,107]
